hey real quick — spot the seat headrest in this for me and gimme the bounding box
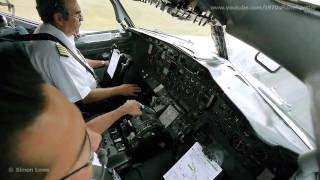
[0,25,29,37]
[0,15,28,37]
[0,15,8,27]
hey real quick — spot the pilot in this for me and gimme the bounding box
[0,42,142,179]
[27,0,141,112]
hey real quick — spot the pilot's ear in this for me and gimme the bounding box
[52,13,65,27]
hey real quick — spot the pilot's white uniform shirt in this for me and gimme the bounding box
[27,23,97,103]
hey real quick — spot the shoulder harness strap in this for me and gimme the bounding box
[0,33,99,82]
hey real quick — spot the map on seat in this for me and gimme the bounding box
[163,142,222,180]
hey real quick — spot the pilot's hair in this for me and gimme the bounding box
[0,42,46,179]
[36,0,69,24]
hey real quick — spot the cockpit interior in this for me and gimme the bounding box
[1,0,320,179]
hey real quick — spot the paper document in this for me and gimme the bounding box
[107,49,121,78]
[164,142,222,180]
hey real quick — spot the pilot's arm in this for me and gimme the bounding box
[87,59,109,69]
[81,84,141,104]
[49,48,141,103]
[80,58,141,104]
[86,100,142,134]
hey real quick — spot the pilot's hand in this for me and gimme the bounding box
[121,100,143,116]
[118,84,141,96]
[101,60,109,67]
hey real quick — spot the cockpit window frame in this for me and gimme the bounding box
[274,0,320,14]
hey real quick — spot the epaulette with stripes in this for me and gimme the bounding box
[55,43,69,57]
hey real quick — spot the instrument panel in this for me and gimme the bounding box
[141,38,216,112]
[137,36,298,179]
[100,34,298,179]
